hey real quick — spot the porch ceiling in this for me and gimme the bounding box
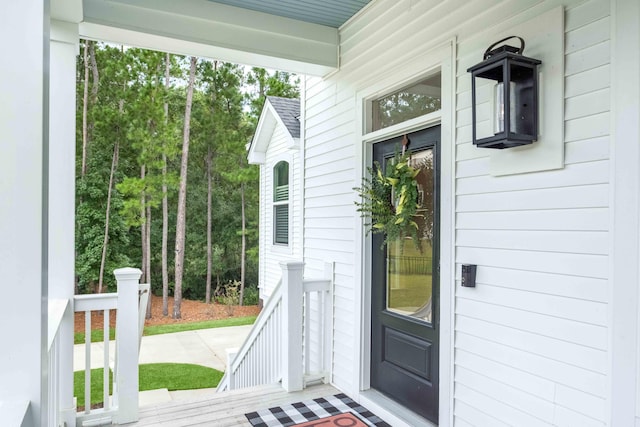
[207,0,371,28]
[76,0,371,76]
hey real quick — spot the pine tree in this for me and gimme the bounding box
[174,56,198,319]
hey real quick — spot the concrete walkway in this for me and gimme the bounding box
[73,324,253,406]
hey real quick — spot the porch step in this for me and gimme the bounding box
[131,383,339,426]
[139,388,171,407]
[139,387,219,408]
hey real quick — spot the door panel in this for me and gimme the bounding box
[370,126,440,424]
[384,328,432,380]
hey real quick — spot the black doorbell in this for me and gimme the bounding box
[461,264,477,288]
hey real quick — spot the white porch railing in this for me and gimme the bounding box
[48,298,71,427]
[71,268,148,427]
[218,261,333,393]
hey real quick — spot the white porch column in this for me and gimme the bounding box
[0,1,49,426]
[280,261,305,392]
[49,20,79,427]
[610,0,640,424]
[114,268,142,424]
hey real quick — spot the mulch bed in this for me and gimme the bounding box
[74,294,260,334]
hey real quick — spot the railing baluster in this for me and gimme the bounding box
[304,291,310,377]
[73,269,143,426]
[49,337,56,427]
[103,309,110,410]
[84,311,91,414]
[218,262,336,393]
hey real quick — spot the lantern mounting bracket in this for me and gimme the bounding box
[484,36,525,59]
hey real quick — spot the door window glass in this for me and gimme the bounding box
[386,149,435,323]
[372,73,441,131]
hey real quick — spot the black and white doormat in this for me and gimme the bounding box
[245,393,391,427]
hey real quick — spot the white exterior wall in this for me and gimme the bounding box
[258,125,302,301]
[304,77,357,394]
[454,2,609,425]
[303,0,615,425]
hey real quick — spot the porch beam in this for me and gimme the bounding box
[80,0,338,76]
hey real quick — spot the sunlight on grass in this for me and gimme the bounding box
[143,316,257,337]
[74,363,223,408]
[139,363,223,391]
[74,315,257,344]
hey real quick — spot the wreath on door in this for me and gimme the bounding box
[354,135,422,251]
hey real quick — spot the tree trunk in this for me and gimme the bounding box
[141,164,146,284]
[240,182,246,306]
[88,41,99,101]
[81,41,89,178]
[205,146,213,304]
[205,61,217,305]
[162,52,170,317]
[215,273,221,299]
[174,56,197,319]
[98,141,119,293]
[145,202,152,319]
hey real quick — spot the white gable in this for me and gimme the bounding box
[248,99,300,165]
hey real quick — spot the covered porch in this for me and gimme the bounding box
[3,0,640,426]
[1,0,365,426]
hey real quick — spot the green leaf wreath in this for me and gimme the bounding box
[354,150,422,251]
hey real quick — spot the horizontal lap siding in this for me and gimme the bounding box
[304,75,358,393]
[260,125,302,301]
[303,0,610,420]
[453,1,609,426]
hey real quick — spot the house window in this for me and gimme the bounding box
[273,161,289,245]
[372,72,441,131]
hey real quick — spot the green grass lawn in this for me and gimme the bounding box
[74,315,257,344]
[143,316,256,336]
[75,328,116,344]
[74,363,223,408]
[388,239,433,312]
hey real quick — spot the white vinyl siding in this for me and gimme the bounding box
[304,79,357,393]
[453,1,609,426]
[301,0,611,423]
[258,125,302,302]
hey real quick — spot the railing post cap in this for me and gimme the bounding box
[113,267,143,280]
[279,261,305,271]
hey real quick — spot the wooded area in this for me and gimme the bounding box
[75,41,298,317]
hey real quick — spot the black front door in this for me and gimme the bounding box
[370,126,440,423]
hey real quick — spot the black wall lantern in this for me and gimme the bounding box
[467,36,542,149]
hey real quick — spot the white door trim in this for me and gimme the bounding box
[353,37,456,427]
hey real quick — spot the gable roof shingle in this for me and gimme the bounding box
[267,96,300,139]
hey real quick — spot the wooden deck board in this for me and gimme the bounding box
[127,383,340,426]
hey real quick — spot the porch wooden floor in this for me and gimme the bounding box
[126,383,340,426]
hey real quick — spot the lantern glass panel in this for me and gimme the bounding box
[471,57,538,148]
[471,72,499,142]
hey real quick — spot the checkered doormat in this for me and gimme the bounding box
[245,393,391,427]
